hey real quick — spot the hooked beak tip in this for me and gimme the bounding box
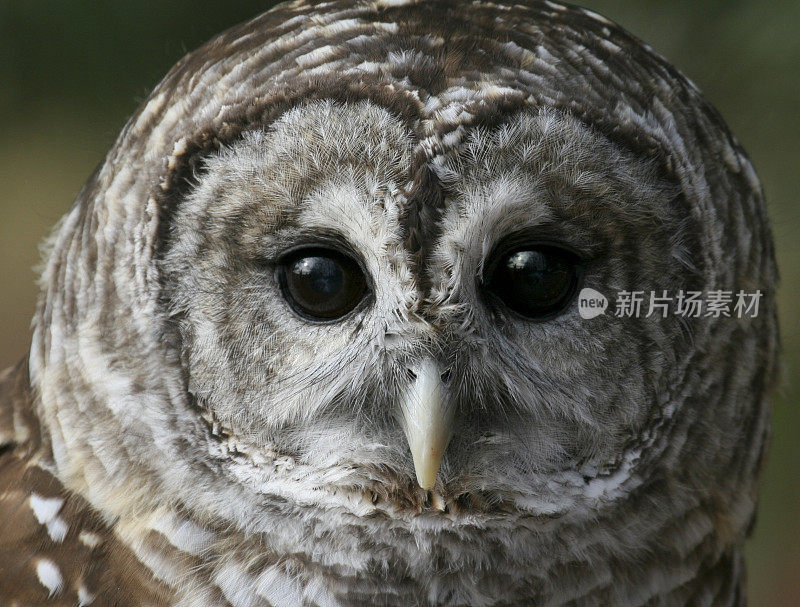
[414,446,445,490]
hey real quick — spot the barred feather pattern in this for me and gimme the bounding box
[0,0,778,605]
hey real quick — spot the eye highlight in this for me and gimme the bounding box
[277,247,368,321]
[483,244,581,320]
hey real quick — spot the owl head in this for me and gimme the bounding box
[29,0,778,597]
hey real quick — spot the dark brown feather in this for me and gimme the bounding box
[0,361,173,606]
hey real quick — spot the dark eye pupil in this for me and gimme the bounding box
[485,246,578,319]
[279,249,367,321]
[293,257,344,297]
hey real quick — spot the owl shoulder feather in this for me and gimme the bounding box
[0,359,173,605]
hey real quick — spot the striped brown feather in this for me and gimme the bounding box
[0,361,173,606]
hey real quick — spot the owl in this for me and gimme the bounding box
[0,0,779,605]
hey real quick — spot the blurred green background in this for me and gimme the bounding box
[0,2,797,603]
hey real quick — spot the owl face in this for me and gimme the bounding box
[19,1,776,601]
[163,98,690,513]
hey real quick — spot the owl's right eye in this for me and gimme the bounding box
[276,247,368,321]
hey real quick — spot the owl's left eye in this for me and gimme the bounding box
[482,244,581,320]
[277,247,368,321]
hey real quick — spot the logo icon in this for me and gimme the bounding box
[578,288,608,319]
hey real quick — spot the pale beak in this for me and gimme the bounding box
[398,358,452,490]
